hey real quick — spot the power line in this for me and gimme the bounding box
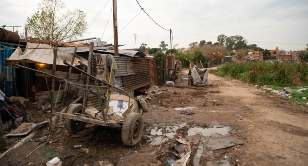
[135,0,169,31]
[87,0,111,29]
[108,9,142,42]
[102,7,112,39]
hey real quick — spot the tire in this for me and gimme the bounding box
[121,113,144,146]
[65,104,86,134]
[139,98,148,113]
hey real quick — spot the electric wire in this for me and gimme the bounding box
[135,0,169,31]
[87,0,111,29]
[102,7,112,39]
[108,9,142,42]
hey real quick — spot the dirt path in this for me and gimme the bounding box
[1,70,308,166]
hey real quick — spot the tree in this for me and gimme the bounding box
[192,50,206,64]
[26,0,87,41]
[254,47,264,52]
[306,44,308,52]
[189,42,198,48]
[166,49,177,55]
[206,41,212,45]
[139,43,147,52]
[217,34,227,47]
[159,41,168,51]
[154,51,165,65]
[249,44,258,50]
[149,48,160,54]
[263,49,271,59]
[199,40,206,47]
[225,36,236,50]
[236,49,248,58]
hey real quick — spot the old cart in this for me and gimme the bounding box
[12,52,148,146]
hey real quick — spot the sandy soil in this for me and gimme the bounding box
[1,69,308,166]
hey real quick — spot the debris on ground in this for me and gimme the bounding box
[205,136,244,150]
[46,157,61,166]
[5,121,48,137]
[166,81,175,85]
[180,110,194,115]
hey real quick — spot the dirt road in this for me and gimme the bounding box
[1,70,308,166]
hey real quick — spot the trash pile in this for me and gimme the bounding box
[256,85,307,99]
[166,131,192,166]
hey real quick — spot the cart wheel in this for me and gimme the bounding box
[65,104,86,134]
[121,113,144,146]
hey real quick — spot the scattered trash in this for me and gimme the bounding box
[180,110,194,115]
[205,136,244,150]
[269,96,275,98]
[166,81,175,85]
[167,132,191,166]
[181,77,189,81]
[46,157,61,166]
[74,145,82,148]
[302,97,306,99]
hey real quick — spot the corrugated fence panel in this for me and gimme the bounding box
[114,56,135,77]
[121,58,150,92]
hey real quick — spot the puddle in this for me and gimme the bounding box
[187,126,229,137]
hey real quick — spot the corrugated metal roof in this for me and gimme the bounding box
[58,46,108,53]
[95,50,146,57]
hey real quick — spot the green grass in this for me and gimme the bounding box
[291,90,308,103]
[216,62,308,86]
[215,62,308,104]
[268,83,301,90]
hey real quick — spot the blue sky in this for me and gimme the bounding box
[1,0,307,50]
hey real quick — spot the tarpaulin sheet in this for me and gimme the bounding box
[0,44,19,97]
[7,43,87,66]
[191,65,208,86]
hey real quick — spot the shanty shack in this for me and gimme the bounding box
[7,42,151,110]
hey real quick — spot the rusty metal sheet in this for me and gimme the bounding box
[121,58,150,92]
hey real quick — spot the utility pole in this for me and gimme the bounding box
[134,34,137,48]
[113,0,119,56]
[170,29,172,50]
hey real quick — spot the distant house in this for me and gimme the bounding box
[247,51,263,61]
[269,47,279,55]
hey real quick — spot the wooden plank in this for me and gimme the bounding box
[57,112,122,126]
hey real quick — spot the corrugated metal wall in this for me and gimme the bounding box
[121,58,150,92]
[0,44,19,96]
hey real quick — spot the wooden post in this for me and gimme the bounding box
[61,47,77,110]
[50,41,58,130]
[82,42,94,113]
[52,41,58,91]
[113,0,119,56]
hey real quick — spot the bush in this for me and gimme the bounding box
[216,62,308,86]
